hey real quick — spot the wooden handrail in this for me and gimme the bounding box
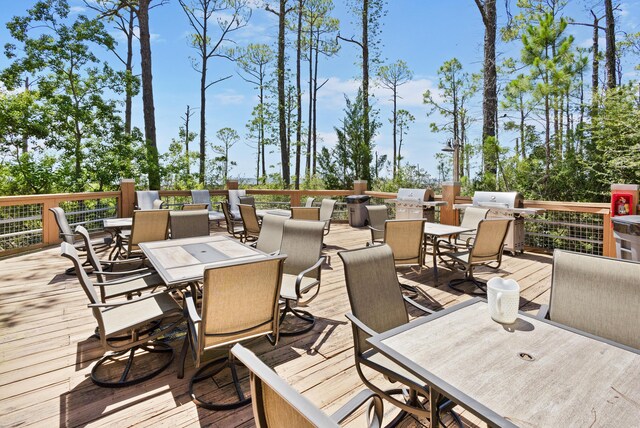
[0,191,120,206]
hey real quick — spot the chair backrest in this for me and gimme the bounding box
[135,190,160,210]
[290,207,320,221]
[49,207,75,244]
[128,209,170,253]
[239,195,255,207]
[228,189,246,216]
[220,201,238,234]
[231,344,340,428]
[469,218,511,263]
[280,219,324,278]
[339,245,409,354]
[304,197,315,208]
[459,207,489,241]
[75,225,107,280]
[170,210,209,239]
[366,205,388,242]
[383,219,425,266]
[152,199,164,209]
[549,250,640,349]
[319,199,337,222]
[256,214,287,254]
[239,204,261,235]
[191,189,213,210]
[197,256,286,366]
[182,203,208,211]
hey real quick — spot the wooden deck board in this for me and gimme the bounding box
[0,223,554,427]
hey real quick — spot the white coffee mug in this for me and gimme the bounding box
[487,277,520,324]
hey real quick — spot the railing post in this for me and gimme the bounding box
[42,198,59,245]
[440,181,460,226]
[226,180,239,190]
[602,212,616,258]
[353,180,368,195]
[290,191,301,208]
[119,179,135,218]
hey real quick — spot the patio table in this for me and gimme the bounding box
[423,223,474,281]
[256,209,291,218]
[139,235,267,287]
[368,298,640,427]
[103,217,133,260]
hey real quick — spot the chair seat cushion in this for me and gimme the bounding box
[101,292,181,337]
[209,212,225,221]
[361,349,427,390]
[280,273,319,300]
[101,273,164,300]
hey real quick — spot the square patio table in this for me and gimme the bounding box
[103,217,133,260]
[256,209,291,218]
[423,223,475,280]
[368,298,640,427]
[139,235,267,287]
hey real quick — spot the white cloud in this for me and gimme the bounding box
[372,78,438,107]
[70,6,87,14]
[213,89,245,105]
[315,130,338,148]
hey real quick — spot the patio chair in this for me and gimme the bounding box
[231,344,384,428]
[49,206,112,274]
[76,226,163,302]
[191,189,225,224]
[278,219,325,336]
[382,219,426,296]
[123,209,170,259]
[365,205,388,245]
[178,255,286,410]
[61,242,182,387]
[239,195,256,206]
[291,207,320,221]
[221,201,244,239]
[170,210,210,239]
[228,189,246,218]
[319,199,337,236]
[537,250,640,350]
[442,218,512,295]
[305,197,315,207]
[182,203,209,210]
[441,207,489,251]
[255,214,287,254]
[239,203,261,243]
[339,244,459,426]
[135,190,161,210]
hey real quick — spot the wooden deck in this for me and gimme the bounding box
[0,224,553,427]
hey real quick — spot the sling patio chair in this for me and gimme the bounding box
[305,197,315,207]
[339,244,460,427]
[49,206,113,274]
[190,189,225,224]
[255,214,287,254]
[537,250,640,350]
[61,242,183,387]
[135,190,161,210]
[221,200,244,239]
[440,218,512,295]
[439,206,489,252]
[231,344,384,428]
[319,198,337,236]
[170,210,210,239]
[239,195,256,206]
[278,219,325,336]
[178,255,287,410]
[228,189,246,218]
[122,209,170,259]
[382,219,426,296]
[182,203,209,210]
[239,203,261,243]
[290,207,320,221]
[365,205,388,246]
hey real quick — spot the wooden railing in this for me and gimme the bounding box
[0,179,624,258]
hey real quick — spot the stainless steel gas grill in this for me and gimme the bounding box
[455,191,545,254]
[390,188,448,222]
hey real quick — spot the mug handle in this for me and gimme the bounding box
[496,291,503,315]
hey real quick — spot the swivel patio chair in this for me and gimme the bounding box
[239,203,261,243]
[228,189,246,218]
[365,205,388,245]
[231,344,384,428]
[537,250,640,350]
[319,199,337,236]
[169,210,210,239]
[239,195,256,207]
[440,206,489,252]
[61,242,182,387]
[441,218,512,295]
[255,214,287,254]
[178,255,286,410]
[191,189,225,224]
[221,200,245,239]
[290,207,320,221]
[278,219,326,336]
[135,190,161,210]
[339,244,459,427]
[383,219,426,296]
[305,197,315,207]
[123,209,170,259]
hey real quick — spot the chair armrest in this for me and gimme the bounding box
[98,271,156,285]
[345,312,378,339]
[330,389,384,426]
[295,257,325,296]
[183,291,202,324]
[367,225,384,233]
[536,304,549,320]
[403,295,434,315]
[96,267,152,276]
[88,291,169,308]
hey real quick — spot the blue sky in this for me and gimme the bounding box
[1,0,639,182]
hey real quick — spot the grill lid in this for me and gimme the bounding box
[472,191,524,209]
[396,188,435,203]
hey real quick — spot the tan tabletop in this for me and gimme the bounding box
[256,209,291,218]
[140,235,267,286]
[369,299,640,427]
[423,222,475,280]
[103,217,132,229]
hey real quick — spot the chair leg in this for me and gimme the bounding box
[448,270,487,295]
[279,300,315,336]
[189,352,251,410]
[91,341,173,388]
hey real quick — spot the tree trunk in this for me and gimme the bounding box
[361,0,370,169]
[259,83,266,179]
[305,22,313,181]
[124,7,134,135]
[277,0,290,187]
[477,0,497,175]
[138,0,160,189]
[312,29,319,175]
[591,12,600,103]
[604,0,616,89]
[294,0,303,189]
[185,105,191,175]
[392,88,397,179]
